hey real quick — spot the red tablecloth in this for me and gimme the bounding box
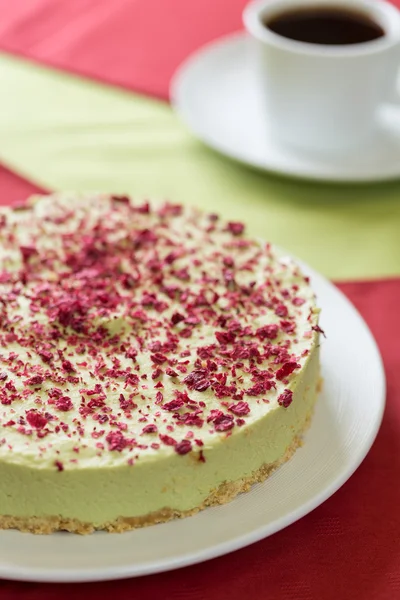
[0,0,400,100]
[0,164,43,205]
[0,1,399,598]
[0,0,247,99]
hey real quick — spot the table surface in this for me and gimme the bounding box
[0,1,399,599]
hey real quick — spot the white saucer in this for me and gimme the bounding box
[171,33,400,182]
[0,257,385,583]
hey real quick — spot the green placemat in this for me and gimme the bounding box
[1,53,400,280]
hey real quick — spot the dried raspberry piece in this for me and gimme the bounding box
[214,414,235,432]
[55,396,73,411]
[223,256,234,267]
[163,399,185,411]
[26,375,44,386]
[142,424,158,434]
[293,297,305,306]
[226,222,245,236]
[176,411,204,428]
[38,350,53,363]
[175,440,192,455]
[111,195,130,203]
[179,327,193,339]
[197,345,216,359]
[54,461,64,472]
[136,201,150,213]
[20,245,37,262]
[171,312,185,325]
[213,383,238,399]
[183,369,210,392]
[246,381,274,396]
[61,360,75,372]
[278,389,293,408]
[125,348,137,361]
[151,367,162,380]
[119,393,135,411]
[215,331,236,345]
[275,361,300,381]
[125,373,139,387]
[256,324,279,340]
[275,304,288,317]
[312,324,326,337]
[166,367,178,377]
[106,431,128,452]
[174,390,193,404]
[164,251,180,265]
[207,409,224,423]
[228,401,250,416]
[48,387,63,399]
[150,353,168,365]
[280,320,296,333]
[159,434,176,446]
[26,410,47,429]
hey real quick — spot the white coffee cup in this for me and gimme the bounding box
[243,0,400,153]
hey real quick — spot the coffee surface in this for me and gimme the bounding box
[264,7,384,45]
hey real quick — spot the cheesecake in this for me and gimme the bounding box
[0,193,321,533]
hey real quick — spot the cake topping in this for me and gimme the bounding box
[277,389,294,408]
[0,193,319,468]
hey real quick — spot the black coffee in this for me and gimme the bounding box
[264,7,384,45]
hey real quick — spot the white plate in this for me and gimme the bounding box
[170,32,400,182]
[0,257,385,582]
